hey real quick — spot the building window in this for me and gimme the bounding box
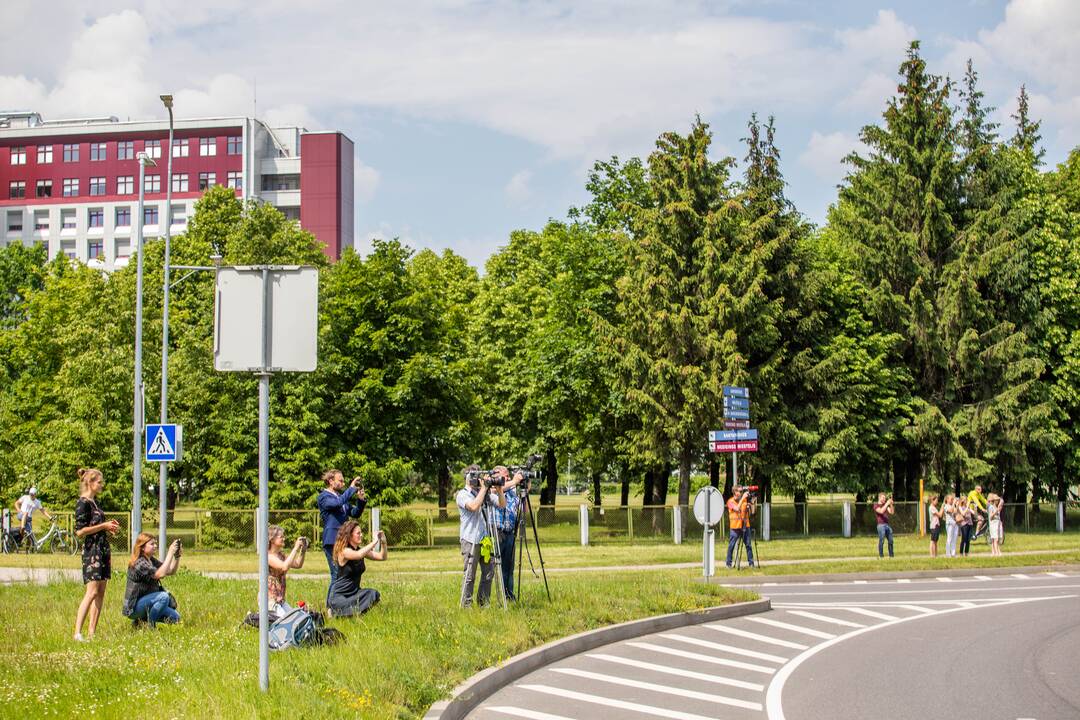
[63,144,79,162]
[62,178,79,197]
[227,136,242,155]
[170,204,186,226]
[36,179,52,198]
[37,145,53,164]
[90,142,107,161]
[144,206,159,225]
[33,211,49,231]
[7,211,23,233]
[10,146,26,165]
[200,137,217,156]
[61,209,76,230]
[89,177,106,196]
[115,207,131,227]
[198,172,216,191]
[172,173,189,193]
[172,138,189,158]
[8,181,25,199]
[117,175,134,194]
[145,174,161,193]
[118,141,134,160]
[88,208,104,228]
[226,171,242,190]
[144,140,161,159]
[88,240,103,259]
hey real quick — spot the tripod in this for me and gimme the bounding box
[476,499,508,609]
[733,505,761,569]
[515,485,552,602]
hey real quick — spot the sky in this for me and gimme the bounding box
[1,1,1077,268]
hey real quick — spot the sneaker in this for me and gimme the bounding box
[73,632,86,642]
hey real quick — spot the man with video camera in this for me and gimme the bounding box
[317,470,366,600]
[725,484,756,568]
[491,466,525,602]
[457,464,506,608]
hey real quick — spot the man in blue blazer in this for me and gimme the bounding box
[317,469,366,596]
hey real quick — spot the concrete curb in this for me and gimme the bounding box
[422,597,770,720]
[711,563,1080,586]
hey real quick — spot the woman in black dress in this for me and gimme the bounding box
[73,468,119,641]
[327,520,386,617]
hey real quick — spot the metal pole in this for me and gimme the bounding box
[159,96,174,552]
[258,268,271,692]
[131,152,154,543]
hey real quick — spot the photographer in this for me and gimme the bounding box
[457,465,506,608]
[122,533,182,627]
[267,525,308,615]
[725,484,756,568]
[316,470,366,600]
[491,466,525,602]
[874,492,895,558]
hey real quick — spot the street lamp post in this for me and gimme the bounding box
[158,94,174,552]
[132,150,157,542]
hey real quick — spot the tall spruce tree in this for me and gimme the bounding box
[1010,85,1045,165]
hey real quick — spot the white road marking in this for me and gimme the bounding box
[1047,572,1065,578]
[810,581,824,585]
[486,707,579,720]
[974,575,992,581]
[704,623,809,649]
[627,642,776,674]
[746,616,837,639]
[1011,573,1030,579]
[519,684,716,720]
[658,633,788,663]
[937,577,953,582]
[897,579,911,583]
[896,604,934,614]
[830,607,899,621]
[785,610,866,628]
[853,580,868,584]
[585,653,765,691]
[549,668,764,711]
[760,583,1080,597]
[956,601,977,609]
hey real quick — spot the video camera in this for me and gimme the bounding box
[466,454,544,490]
[509,454,544,484]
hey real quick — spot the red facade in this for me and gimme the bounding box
[300,132,353,260]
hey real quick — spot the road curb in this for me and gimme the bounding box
[710,563,1080,586]
[422,597,771,720]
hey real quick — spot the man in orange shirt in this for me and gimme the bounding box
[725,485,755,568]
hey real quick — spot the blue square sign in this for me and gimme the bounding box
[146,423,181,462]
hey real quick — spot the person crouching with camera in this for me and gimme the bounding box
[725,485,756,568]
[458,465,506,608]
[267,525,308,616]
[326,520,385,618]
[122,533,182,627]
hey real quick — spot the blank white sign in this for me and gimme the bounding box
[214,266,318,372]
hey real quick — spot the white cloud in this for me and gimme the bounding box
[354,157,380,203]
[836,10,917,66]
[798,131,864,185]
[504,170,533,205]
[977,0,1080,94]
[839,72,896,114]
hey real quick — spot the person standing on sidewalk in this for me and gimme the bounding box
[943,494,959,558]
[987,493,1004,556]
[873,492,895,558]
[725,485,755,568]
[958,497,974,556]
[317,470,366,601]
[928,494,943,557]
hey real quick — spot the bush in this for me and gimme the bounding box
[380,509,428,547]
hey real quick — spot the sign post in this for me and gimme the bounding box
[214,265,318,692]
[693,486,723,577]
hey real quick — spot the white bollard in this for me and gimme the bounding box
[1058,501,1065,533]
[761,502,771,541]
[579,505,589,546]
[673,505,683,545]
[703,525,715,577]
[843,501,852,538]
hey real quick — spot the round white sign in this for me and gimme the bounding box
[693,486,724,526]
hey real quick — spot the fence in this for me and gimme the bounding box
[39,501,1078,552]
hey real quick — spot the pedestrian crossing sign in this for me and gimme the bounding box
[146,423,182,462]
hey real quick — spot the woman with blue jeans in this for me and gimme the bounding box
[122,532,182,627]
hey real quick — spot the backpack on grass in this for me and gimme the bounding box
[260,607,343,650]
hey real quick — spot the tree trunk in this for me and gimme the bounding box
[642,468,655,508]
[437,463,450,521]
[709,457,720,489]
[794,489,807,532]
[592,471,602,519]
[619,464,630,507]
[678,444,692,507]
[651,465,670,506]
[542,444,558,506]
[1055,449,1067,502]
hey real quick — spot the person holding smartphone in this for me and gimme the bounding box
[73,468,120,641]
[122,533,182,627]
[873,492,895,558]
[327,520,386,617]
[267,525,308,615]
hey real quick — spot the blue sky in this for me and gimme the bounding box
[2,1,1077,267]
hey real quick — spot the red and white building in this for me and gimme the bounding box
[0,110,354,266]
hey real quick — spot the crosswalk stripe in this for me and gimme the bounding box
[785,610,865,628]
[519,684,717,720]
[549,668,764,711]
[746,616,837,639]
[486,707,579,720]
[830,607,899,621]
[704,623,809,650]
[956,602,977,608]
[658,633,788,663]
[627,642,776,674]
[896,604,934,614]
[585,653,765,691]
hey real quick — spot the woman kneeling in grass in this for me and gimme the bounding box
[122,533,182,627]
[327,520,386,617]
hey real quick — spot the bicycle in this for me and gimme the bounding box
[28,522,80,555]
[1,526,26,554]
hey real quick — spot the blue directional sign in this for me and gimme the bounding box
[723,396,751,410]
[146,423,181,462]
[722,385,749,399]
[709,429,758,442]
[722,408,750,420]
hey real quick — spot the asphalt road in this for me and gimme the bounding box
[469,572,1080,720]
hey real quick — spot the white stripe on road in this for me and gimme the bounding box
[785,610,866,628]
[486,708,579,720]
[627,642,776,674]
[973,575,991,581]
[831,607,899,621]
[956,601,977,609]
[585,653,765,691]
[658,633,788,663]
[1047,572,1066,578]
[746,616,837,639]
[760,583,1080,597]
[704,623,809,649]
[853,580,868,584]
[897,579,911,583]
[936,577,953,582]
[519,684,716,720]
[550,668,764,711]
[1011,574,1030,579]
[896,604,934,614]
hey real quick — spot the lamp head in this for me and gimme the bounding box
[136,151,158,167]
[159,94,174,110]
